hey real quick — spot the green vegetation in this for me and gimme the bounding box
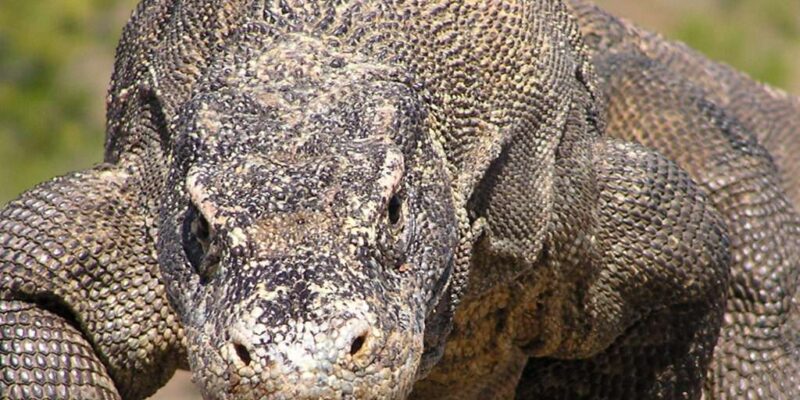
[0,0,136,203]
[671,0,800,89]
[0,0,798,204]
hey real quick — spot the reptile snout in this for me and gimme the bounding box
[216,306,394,398]
[223,312,376,370]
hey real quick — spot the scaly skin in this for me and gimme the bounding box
[0,1,796,399]
[564,2,800,398]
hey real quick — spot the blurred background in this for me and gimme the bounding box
[0,0,798,398]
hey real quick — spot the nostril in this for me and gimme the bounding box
[233,342,252,366]
[349,333,367,356]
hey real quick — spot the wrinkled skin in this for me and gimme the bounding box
[0,1,797,400]
[158,36,458,398]
[564,2,800,398]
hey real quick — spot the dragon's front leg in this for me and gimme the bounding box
[0,165,185,400]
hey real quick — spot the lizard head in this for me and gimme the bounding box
[158,35,458,399]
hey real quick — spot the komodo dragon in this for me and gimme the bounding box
[0,0,797,399]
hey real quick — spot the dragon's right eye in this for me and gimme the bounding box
[182,204,220,283]
[387,194,403,226]
[191,209,211,250]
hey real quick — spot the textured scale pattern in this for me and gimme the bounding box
[567,1,800,398]
[0,301,119,400]
[0,1,797,399]
[0,166,186,399]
